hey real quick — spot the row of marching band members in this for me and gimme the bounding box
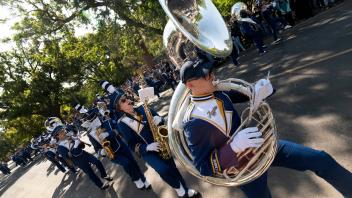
[44,80,200,197]
[42,60,352,198]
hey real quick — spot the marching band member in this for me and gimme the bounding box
[80,106,151,190]
[179,58,352,197]
[99,80,125,122]
[109,90,199,198]
[30,138,41,156]
[53,125,112,190]
[41,140,67,173]
[48,138,78,174]
[0,161,11,175]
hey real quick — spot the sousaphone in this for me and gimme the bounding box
[161,0,233,68]
[159,0,278,186]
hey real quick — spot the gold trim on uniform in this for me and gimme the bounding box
[215,98,228,133]
[210,149,222,174]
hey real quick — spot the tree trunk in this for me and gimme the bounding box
[139,40,155,68]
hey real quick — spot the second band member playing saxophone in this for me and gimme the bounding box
[111,92,199,198]
[80,105,151,190]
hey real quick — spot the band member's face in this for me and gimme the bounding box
[118,96,134,114]
[185,73,215,95]
[56,129,66,140]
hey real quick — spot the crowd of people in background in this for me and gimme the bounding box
[228,0,343,63]
[120,60,179,101]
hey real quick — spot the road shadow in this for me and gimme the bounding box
[0,156,47,196]
[51,156,160,198]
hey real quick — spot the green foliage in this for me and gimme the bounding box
[213,0,254,18]
[0,0,254,159]
[0,115,45,160]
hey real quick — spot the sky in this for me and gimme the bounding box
[0,5,18,52]
[0,5,94,52]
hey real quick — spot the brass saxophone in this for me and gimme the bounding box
[96,127,115,160]
[142,100,172,160]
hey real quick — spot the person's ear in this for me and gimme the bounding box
[185,81,193,89]
[204,73,213,81]
[210,73,215,81]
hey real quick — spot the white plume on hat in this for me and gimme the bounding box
[74,103,88,114]
[100,80,116,94]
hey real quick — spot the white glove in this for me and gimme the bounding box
[153,116,163,125]
[230,127,264,153]
[107,85,116,94]
[73,139,81,149]
[99,149,107,157]
[253,79,273,112]
[50,138,57,145]
[146,142,161,152]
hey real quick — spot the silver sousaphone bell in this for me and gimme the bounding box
[160,0,233,68]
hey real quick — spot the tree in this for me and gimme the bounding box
[0,0,253,159]
[4,0,167,67]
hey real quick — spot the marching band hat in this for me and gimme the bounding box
[73,102,88,114]
[180,58,213,83]
[108,92,125,111]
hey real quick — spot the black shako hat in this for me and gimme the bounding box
[108,92,125,111]
[180,58,213,83]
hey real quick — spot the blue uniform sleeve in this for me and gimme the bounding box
[117,121,147,156]
[87,133,102,153]
[184,121,239,176]
[57,146,69,160]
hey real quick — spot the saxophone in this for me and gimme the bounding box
[96,127,115,160]
[142,100,172,160]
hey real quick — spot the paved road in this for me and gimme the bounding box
[1,1,352,198]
